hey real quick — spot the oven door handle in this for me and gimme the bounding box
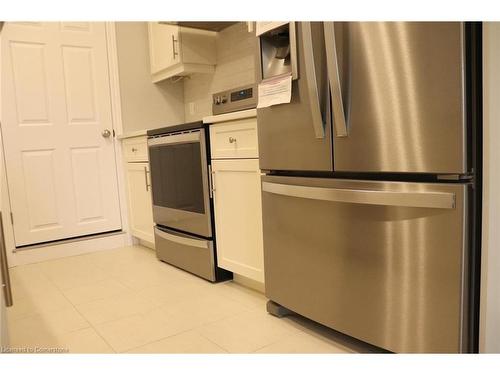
[154,227,210,249]
[148,130,201,147]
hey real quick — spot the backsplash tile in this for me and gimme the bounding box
[183,22,257,122]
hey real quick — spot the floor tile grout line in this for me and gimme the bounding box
[122,327,229,354]
[113,304,244,353]
[9,246,360,354]
[38,261,118,354]
[191,329,230,354]
[7,263,103,350]
[9,247,170,353]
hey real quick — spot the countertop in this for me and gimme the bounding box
[202,109,257,124]
[118,108,257,139]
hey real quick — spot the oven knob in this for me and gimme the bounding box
[213,96,220,105]
[221,96,227,104]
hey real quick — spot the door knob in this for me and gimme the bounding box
[102,129,111,138]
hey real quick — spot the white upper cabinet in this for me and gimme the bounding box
[148,22,216,82]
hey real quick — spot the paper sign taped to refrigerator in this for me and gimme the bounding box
[257,73,292,109]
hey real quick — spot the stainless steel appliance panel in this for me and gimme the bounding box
[155,227,216,281]
[148,129,212,237]
[325,22,467,174]
[261,175,470,353]
[257,22,333,172]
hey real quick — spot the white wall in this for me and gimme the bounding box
[115,22,185,133]
[480,22,500,353]
[183,22,257,122]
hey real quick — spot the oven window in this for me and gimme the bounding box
[149,141,205,214]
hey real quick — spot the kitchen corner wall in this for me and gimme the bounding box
[480,22,500,354]
[183,22,257,122]
[115,22,185,133]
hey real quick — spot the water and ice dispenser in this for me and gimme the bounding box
[259,22,298,81]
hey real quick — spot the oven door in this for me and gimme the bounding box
[148,129,212,237]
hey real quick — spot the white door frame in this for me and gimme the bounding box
[0,22,133,267]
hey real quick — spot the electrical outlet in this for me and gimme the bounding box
[189,102,195,115]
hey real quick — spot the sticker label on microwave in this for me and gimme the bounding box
[257,73,292,109]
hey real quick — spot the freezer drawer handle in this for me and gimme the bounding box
[324,22,348,137]
[262,182,456,209]
[154,228,209,249]
[302,22,325,139]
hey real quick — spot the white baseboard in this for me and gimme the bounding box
[233,274,265,294]
[8,232,132,267]
[138,238,155,250]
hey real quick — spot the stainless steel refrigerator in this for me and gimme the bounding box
[257,22,481,353]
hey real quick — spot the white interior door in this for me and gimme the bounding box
[1,22,122,247]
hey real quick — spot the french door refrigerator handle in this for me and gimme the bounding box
[302,22,325,139]
[262,182,456,209]
[324,22,348,137]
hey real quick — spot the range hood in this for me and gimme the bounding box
[160,22,238,32]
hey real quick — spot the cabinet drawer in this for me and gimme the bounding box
[122,136,148,162]
[209,118,258,159]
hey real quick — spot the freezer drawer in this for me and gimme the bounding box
[261,175,471,353]
[155,226,216,282]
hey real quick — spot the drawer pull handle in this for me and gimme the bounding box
[144,166,151,192]
[228,137,237,144]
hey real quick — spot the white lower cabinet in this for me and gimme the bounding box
[125,162,155,245]
[212,158,264,283]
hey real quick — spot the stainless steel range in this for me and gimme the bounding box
[147,83,257,282]
[147,121,231,282]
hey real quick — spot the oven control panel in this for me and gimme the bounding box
[212,84,257,115]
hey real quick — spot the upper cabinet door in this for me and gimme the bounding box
[148,22,179,74]
[147,22,216,82]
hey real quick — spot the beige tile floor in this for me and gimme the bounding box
[5,245,381,354]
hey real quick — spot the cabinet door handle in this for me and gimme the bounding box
[131,147,138,152]
[171,35,178,59]
[144,166,151,192]
[208,165,215,198]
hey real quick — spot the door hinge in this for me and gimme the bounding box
[10,212,13,225]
